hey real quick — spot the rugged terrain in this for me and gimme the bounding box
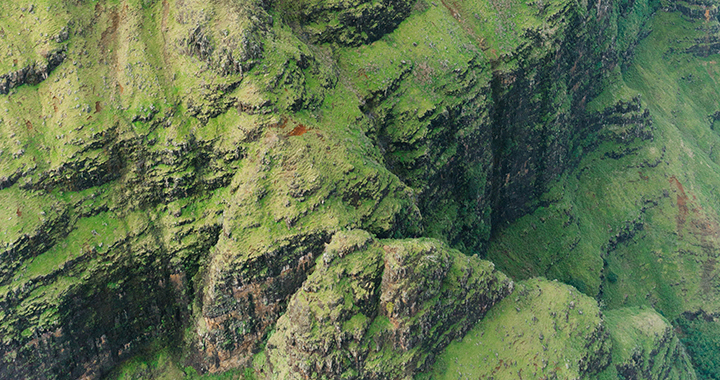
[1,0,720,378]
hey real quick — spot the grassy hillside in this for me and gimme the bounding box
[486,7,720,378]
[425,278,612,379]
[0,0,718,378]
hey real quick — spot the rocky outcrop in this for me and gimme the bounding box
[176,0,269,76]
[193,110,423,372]
[0,208,224,380]
[486,0,655,228]
[674,0,718,20]
[0,48,66,95]
[293,0,415,46]
[261,230,512,379]
[373,238,512,375]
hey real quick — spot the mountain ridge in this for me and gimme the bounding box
[1,0,719,378]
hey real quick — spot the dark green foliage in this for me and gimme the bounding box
[676,314,720,380]
[604,307,696,380]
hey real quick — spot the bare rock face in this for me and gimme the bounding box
[192,117,422,371]
[261,230,512,379]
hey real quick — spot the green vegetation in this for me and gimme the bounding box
[105,347,253,380]
[0,0,719,378]
[482,6,720,379]
[261,231,511,379]
[488,7,720,316]
[676,314,720,380]
[426,278,610,379]
[602,307,696,379]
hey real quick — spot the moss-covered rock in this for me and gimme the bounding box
[261,231,512,379]
[285,0,415,46]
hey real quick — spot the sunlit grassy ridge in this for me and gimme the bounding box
[426,278,610,379]
[601,307,696,379]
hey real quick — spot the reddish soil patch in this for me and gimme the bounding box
[99,10,120,56]
[169,273,184,291]
[441,0,462,22]
[51,94,59,113]
[160,0,172,68]
[16,208,21,217]
[669,176,689,232]
[162,0,170,32]
[669,176,720,275]
[287,124,309,137]
[269,117,312,137]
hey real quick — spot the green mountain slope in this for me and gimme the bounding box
[487,7,720,379]
[0,0,719,379]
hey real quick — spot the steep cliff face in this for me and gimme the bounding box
[488,5,720,378]
[0,0,422,377]
[0,0,718,378]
